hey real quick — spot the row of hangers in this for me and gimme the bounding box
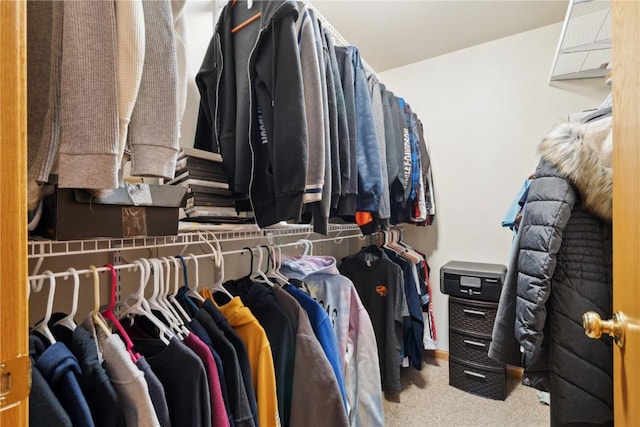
[375,228,424,264]
[28,232,230,363]
[28,232,346,363]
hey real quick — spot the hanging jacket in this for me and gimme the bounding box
[324,30,351,215]
[29,334,73,427]
[334,46,358,219]
[213,295,280,427]
[350,46,382,214]
[280,256,384,427]
[195,0,308,228]
[272,286,349,427]
[489,113,613,425]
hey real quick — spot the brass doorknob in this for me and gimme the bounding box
[583,311,626,348]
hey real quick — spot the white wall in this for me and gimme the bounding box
[379,22,609,352]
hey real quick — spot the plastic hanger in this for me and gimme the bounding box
[250,246,275,286]
[167,256,193,322]
[158,257,190,335]
[210,248,234,299]
[53,267,80,331]
[295,239,313,257]
[119,260,172,345]
[101,264,140,362]
[242,246,254,276]
[148,258,185,338]
[89,265,113,338]
[176,255,203,313]
[230,1,260,34]
[267,245,290,285]
[388,229,422,263]
[183,253,204,302]
[32,270,57,345]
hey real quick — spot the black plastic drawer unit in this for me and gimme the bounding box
[441,259,507,401]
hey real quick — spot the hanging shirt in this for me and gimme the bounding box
[383,250,424,370]
[339,248,408,392]
[189,317,236,427]
[211,295,281,427]
[29,334,73,427]
[284,282,347,411]
[184,332,231,427]
[50,313,125,427]
[35,340,95,427]
[136,356,172,427]
[81,317,160,427]
[225,279,295,427]
[130,336,211,427]
[200,297,259,427]
[194,307,255,427]
[281,256,384,427]
[270,285,349,427]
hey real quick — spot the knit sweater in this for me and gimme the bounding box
[57,0,120,190]
[129,0,179,179]
[115,0,145,166]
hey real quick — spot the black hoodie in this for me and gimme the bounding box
[195,0,308,227]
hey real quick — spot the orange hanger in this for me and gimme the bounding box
[231,12,261,34]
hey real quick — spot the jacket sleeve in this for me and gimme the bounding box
[253,11,308,222]
[515,160,576,367]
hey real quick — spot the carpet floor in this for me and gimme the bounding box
[383,355,550,427]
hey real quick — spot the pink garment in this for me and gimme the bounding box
[184,332,230,427]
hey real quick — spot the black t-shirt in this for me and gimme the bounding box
[131,337,211,427]
[339,246,407,392]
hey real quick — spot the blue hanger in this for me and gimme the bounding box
[175,255,200,314]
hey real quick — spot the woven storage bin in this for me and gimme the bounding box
[449,297,498,335]
[449,328,502,369]
[449,357,506,400]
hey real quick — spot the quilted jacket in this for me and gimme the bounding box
[490,111,613,425]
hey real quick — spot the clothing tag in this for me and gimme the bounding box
[126,183,153,206]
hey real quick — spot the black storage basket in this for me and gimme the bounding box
[449,358,506,400]
[449,297,498,335]
[449,328,502,369]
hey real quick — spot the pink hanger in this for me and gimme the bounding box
[101,264,141,363]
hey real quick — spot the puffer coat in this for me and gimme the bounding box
[489,111,613,426]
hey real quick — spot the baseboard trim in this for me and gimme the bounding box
[426,349,523,379]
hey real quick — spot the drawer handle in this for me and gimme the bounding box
[462,308,486,317]
[463,339,486,348]
[463,370,486,379]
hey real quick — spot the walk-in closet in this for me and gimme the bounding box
[1,1,639,426]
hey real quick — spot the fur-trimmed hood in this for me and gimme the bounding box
[538,116,612,221]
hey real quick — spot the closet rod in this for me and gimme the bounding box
[27,232,365,282]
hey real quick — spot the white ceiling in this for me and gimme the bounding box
[312,1,570,72]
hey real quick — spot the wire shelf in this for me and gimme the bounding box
[28,224,362,259]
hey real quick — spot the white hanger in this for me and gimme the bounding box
[167,256,194,321]
[32,270,57,344]
[251,246,275,287]
[148,258,185,338]
[119,260,172,345]
[89,265,113,338]
[267,245,290,285]
[296,239,313,257]
[53,267,80,331]
[159,257,191,335]
[201,231,234,299]
[186,253,206,302]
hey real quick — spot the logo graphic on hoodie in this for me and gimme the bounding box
[376,285,388,297]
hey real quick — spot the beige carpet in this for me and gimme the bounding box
[383,356,550,427]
